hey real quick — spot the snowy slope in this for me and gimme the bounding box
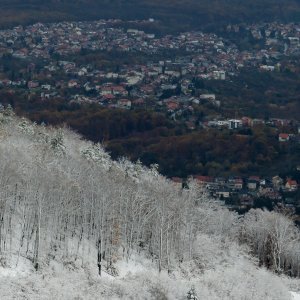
[0,250,295,300]
[0,112,299,299]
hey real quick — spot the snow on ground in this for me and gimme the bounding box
[0,252,295,300]
[291,292,300,300]
[0,236,295,300]
[0,234,295,299]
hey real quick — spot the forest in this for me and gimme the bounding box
[195,65,300,121]
[1,0,300,32]
[1,87,299,179]
[0,109,299,299]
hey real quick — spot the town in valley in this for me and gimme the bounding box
[0,18,299,212]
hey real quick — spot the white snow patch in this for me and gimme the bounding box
[0,256,33,277]
[291,292,300,300]
[115,253,156,278]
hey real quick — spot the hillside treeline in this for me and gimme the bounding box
[1,0,300,32]
[1,91,299,178]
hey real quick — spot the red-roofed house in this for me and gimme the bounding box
[132,98,145,106]
[68,80,79,88]
[166,102,179,111]
[194,175,214,187]
[112,86,127,96]
[234,178,244,190]
[101,87,112,96]
[249,176,260,182]
[285,179,298,191]
[28,81,39,89]
[279,133,290,142]
[102,94,115,102]
[171,177,183,188]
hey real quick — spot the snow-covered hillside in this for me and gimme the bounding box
[0,107,299,299]
[0,252,296,300]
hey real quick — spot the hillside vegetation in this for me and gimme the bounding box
[0,106,299,298]
[0,0,300,31]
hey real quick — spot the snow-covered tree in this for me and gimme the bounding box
[187,286,198,300]
[50,129,66,155]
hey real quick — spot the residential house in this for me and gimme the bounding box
[233,178,244,190]
[28,81,39,89]
[101,86,113,96]
[117,99,131,109]
[247,179,258,190]
[41,84,51,91]
[199,94,216,101]
[279,133,290,142]
[194,175,215,188]
[215,177,226,186]
[68,80,79,88]
[285,179,298,191]
[228,119,243,130]
[171,177,183,189]
[166,101,179,111]
[213,70,226,80]
[112,86,128,96]
[215,188,231,199]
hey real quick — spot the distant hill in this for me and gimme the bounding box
[1,0,300,31]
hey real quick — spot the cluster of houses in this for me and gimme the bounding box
[172,175,299,210]
[0,19,241,76]
[0,20,299,113]
[0,19,299,138]
[278,130,300,143]
[227,22,300,57]
[202,116,300,141]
